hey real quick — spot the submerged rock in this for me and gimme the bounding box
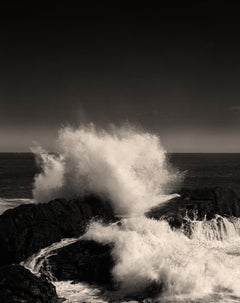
[0,195,114,266]
[42,240,114,287]
[0,264,59,303]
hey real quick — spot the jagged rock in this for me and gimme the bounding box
[0,264,59,303]
[42,240,114,287]
[147,187,240,228]
[0,195,114,265]
[42,240,165,298]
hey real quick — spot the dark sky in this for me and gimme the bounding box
[1,2,240,152]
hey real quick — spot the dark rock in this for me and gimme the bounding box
[0,264,59,303]
[41,239,170,299]
[42,240,114,287]
[0,195,114,266]
[147,187,240,228]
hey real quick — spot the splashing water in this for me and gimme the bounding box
[22,215,240,302]
[32,124,180,215]
[22,237,80,278]
[27,125,240,302]
[83,216,240,300]
[184,214,240,241]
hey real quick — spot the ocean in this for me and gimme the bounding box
[0,153,37,214]
[1,152,240,201]
[170,153,240,193]
[2,151,240,303]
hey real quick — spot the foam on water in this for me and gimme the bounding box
[185,215,240,241]
[21,215,240,302]
[83,216,240,299]
[24,125,240,302]
[22,237,80,278]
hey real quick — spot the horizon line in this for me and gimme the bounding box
[1,151,240,154]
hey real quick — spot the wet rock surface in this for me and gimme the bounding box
[1,187,240,302]
[0,264,59,303]
[1,187,238,268]
[147,187,240,228]
[0,195,114,266]
[42,240,114,287]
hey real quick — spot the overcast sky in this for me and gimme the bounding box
[1,2,240,152]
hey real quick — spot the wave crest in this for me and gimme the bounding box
[32,124,180,215]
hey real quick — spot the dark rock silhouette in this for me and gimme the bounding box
[1,187,239,301]
[42,240,166,296]
[42,240,114,286]
[1,188,239,267]
[147,187,240,228]
[0,195,114,266]
[0,264,59,303]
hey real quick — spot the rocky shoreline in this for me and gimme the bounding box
[1,187,240,302]
[41,240,114,286]
[0,195,115,302]
[147,187,240,227]
[0,195,114,266]
[0,264,59,303]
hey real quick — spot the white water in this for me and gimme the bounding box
[22,235,129,303]
[32,124,181,215]
[186,215,240,241]
[84,216,240,300]
[20,214,240,303]
[22,237,80,278]
[20,125,240,302]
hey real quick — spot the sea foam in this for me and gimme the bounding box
[84,216,240,298]
[31,124,240,301]
[32,124,180,215]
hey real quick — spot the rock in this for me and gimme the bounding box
[0,195,114,266]
[41,239,169,299]
[0,264,59,303]
[41,239,165,297]
[147,187,240,227]
[42,240,114,287]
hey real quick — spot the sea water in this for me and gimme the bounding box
[2,127,240,302]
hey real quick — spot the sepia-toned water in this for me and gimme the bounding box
[2,147,240,302]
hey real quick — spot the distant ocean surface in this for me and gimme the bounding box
[0,152,240,213]
[0,153,37,213]
[169,153,240,193]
